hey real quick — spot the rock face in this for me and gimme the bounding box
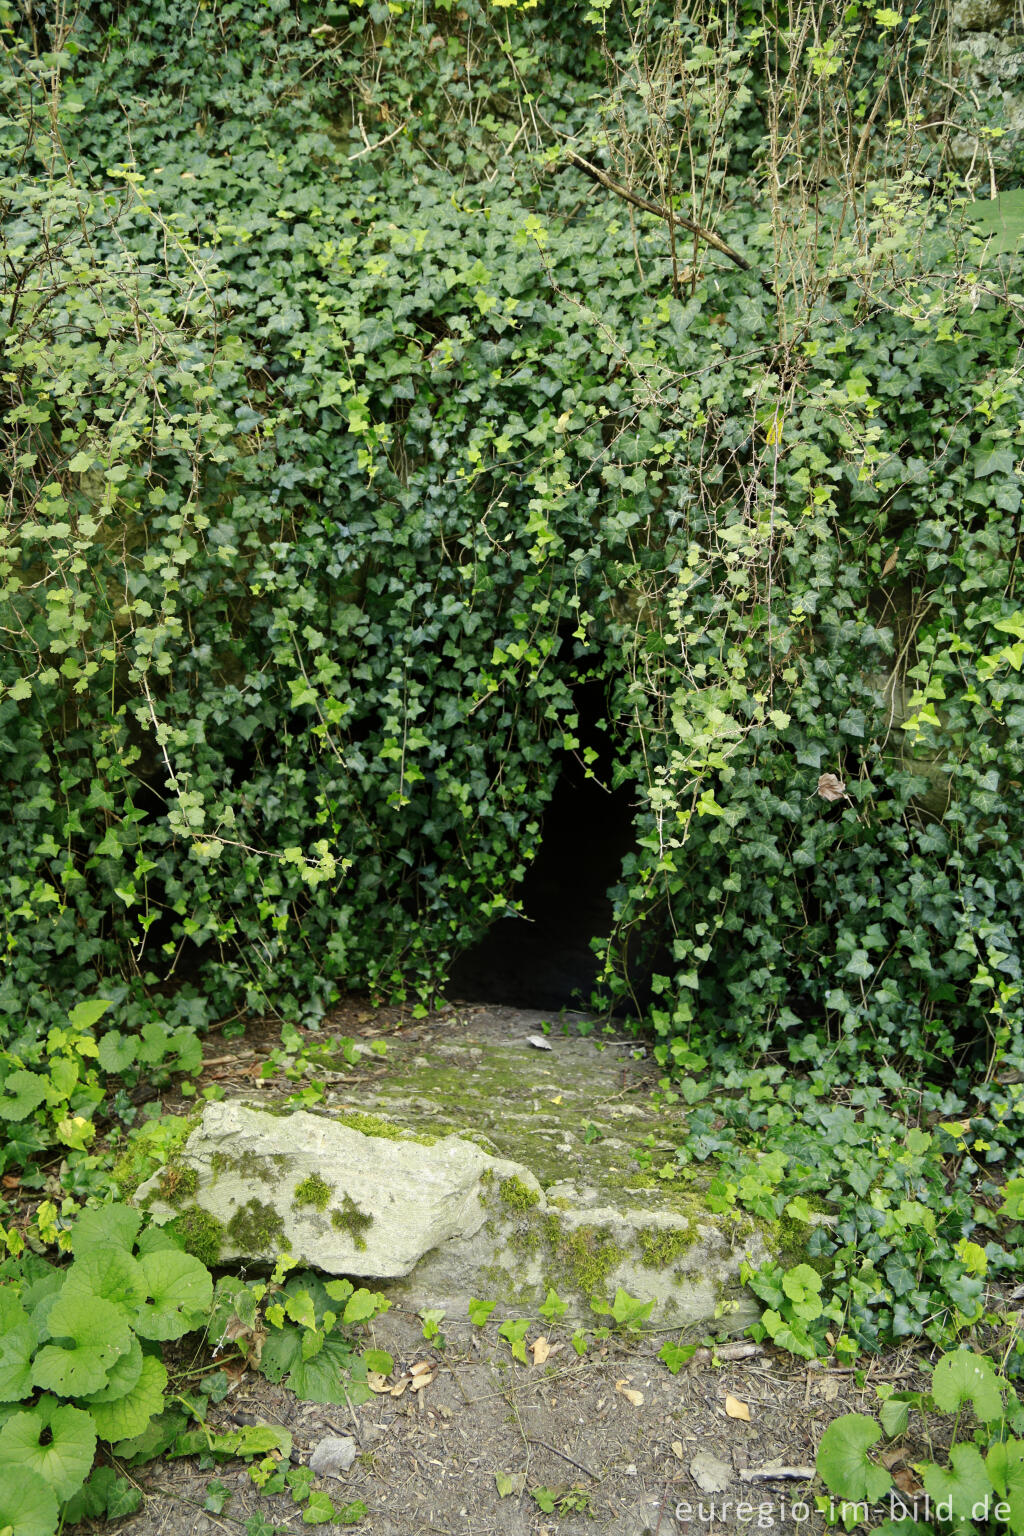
[135,1008,777,1329]
[949,6,1024,174]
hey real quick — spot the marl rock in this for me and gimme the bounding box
[133,1009,778,1328]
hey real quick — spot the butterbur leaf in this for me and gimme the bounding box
[31,1291,132,1397]
[133,1249,213,1339]
[85,1353,167,1442]
[0,1296,37,1402]
[878,1397,910,1438]
[63,1248,147,1321]
[921,1443,992,1523]
[931,1351,1004,1422]
[80,1337,143,1405]
[0,1465,59,1536]
[70,1204,142,1259]
[0,1396,96,1500]
[0,1071,49,1122]
[96,1032,137,1074]
[816,1414,892,1504]
[987,1439,1024,1528]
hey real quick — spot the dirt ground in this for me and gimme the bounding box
[96,1000,936,1536]
[120,1313,931,1536]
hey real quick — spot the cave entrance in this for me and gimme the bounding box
[448,677,638,1012]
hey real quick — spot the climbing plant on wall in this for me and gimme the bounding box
[0,0,1021,1090]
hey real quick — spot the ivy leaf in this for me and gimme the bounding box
[0,1465,59,1536]
[302,1490,336,1524]
[931,1351,1004,1423]
[111,1408,188,1465]
[31,1291,132,1398]
[84,1353,168,1443]
[61,1465,123,1524]
[920,1442,993,1525]
[658,1342,698,1374]
[132,1249,213,1340]
[816,1414,892,1504]
[0,1396,97,1501]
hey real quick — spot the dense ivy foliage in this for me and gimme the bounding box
[1,0,1022,1086]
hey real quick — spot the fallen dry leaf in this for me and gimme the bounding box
[816,772,848,803]
[724,1394,751,1422]
[615,1379,644,1407]
[882,549,899,576]
[389,1378,409,1398]
[410,1360,434,1376]
[366,1372,391,1394]
[893,1467,923,1498]
[671,1442,684,1461]
[819,1375,840,1401]
[530,1336,551,1364]
[409,1371,436,1392]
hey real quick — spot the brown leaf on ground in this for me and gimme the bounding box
[724,1394,751,1421]
[615,1379,644,1407]
[530,1336,551,1364]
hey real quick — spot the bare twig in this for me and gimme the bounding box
[561,147,752,273]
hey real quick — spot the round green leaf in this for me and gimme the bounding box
[85,1353,168,1443]
[133,1249,212,1340]
[816,1414,892,1504]
[987,1439,1024,1529]
[931,1351,1004,1423]
[62,1248,146,1322]
[70,1204,142,1260]
[921,1442,993,1522]
[31,1291,132,1398]
[79,1336,143,1406]
[0,1296,37,1403]
[0,1396,96,1501]
[0,1466,59,1536]
[0,1071,49,1123]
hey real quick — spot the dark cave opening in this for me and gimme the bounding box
[447,679,639,1013]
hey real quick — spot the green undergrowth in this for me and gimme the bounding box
[648,1047,1024,1362]
[0,1201,390,1536]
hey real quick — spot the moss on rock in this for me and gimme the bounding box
[227,1198,286,1253]
[331,1192,373,1250]
[499,1175,540,1211]
[293,1172,333,1211]
[174,1205,225,1267]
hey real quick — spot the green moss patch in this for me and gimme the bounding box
[227,1198,287,1253]
[499,1175,540,1211]
[330,1193,373,1250]
[293,1173,333,1211]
